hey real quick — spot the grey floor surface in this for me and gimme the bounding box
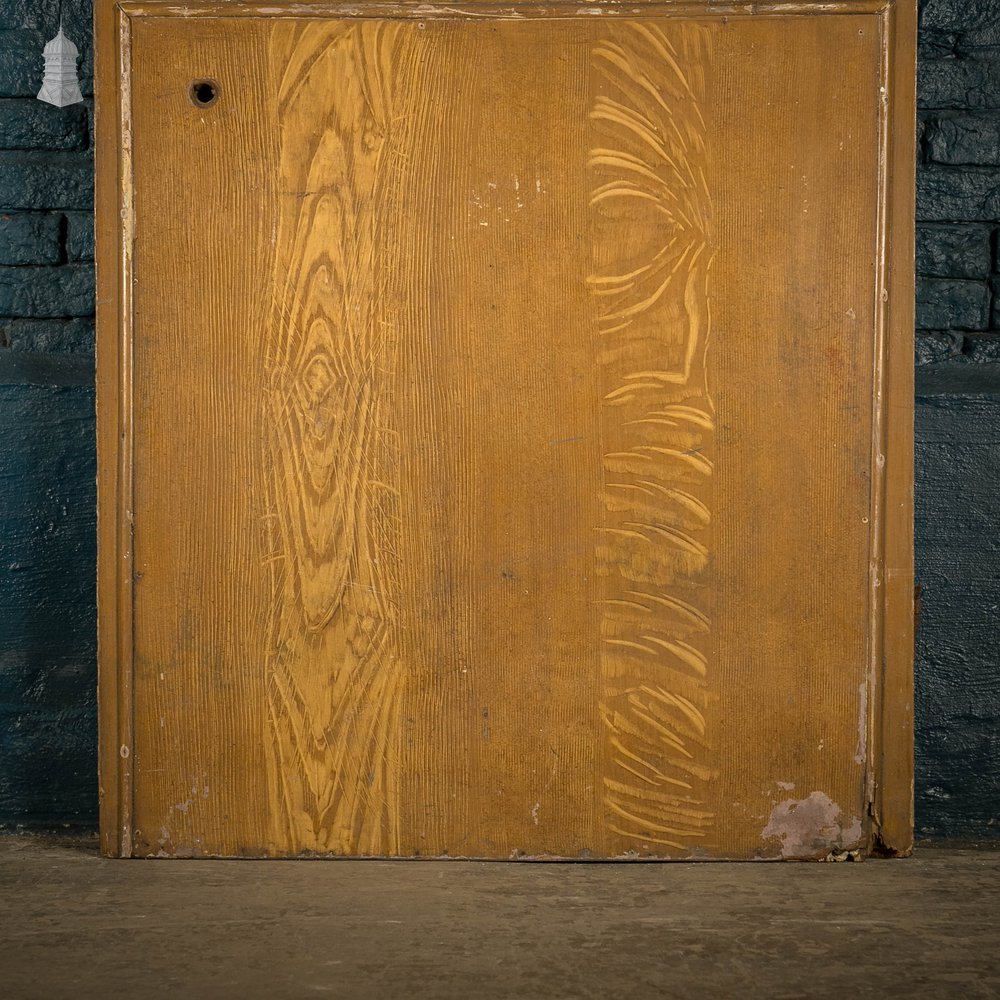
[0,835,997,999]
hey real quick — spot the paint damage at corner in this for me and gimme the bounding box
[761,791,864,859]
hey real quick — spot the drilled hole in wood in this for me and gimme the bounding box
[189,80,219,107]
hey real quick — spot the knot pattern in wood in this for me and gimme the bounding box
[261,22,423,855]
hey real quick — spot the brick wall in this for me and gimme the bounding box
[1,1,998,838]
[0,0,96,827]
[913,0,1000,841]
[0,0,93,354]
[917,0,1000,368]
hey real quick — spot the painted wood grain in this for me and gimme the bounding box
[589,22,716,853]
[127,18,279,857]
[98,0,915,859]
[392,22,602,859]
[710,13,885,858]
[259,21,423,856]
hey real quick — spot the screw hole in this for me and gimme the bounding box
[189,79,219,107]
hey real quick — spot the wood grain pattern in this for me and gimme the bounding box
[96,0,915,859]
[391,22,602,859]
[709,12,891,858]
[260,21,420,856]
[127,17,279,856]
[589,22,716,853]
[877,0,916,855]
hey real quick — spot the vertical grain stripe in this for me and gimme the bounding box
[589,21,716,853]
[261,21,423,855]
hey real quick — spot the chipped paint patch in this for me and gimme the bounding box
[761,791,863,859]
[855,679,868,765]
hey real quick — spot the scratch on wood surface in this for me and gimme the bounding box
[590,20,715,853]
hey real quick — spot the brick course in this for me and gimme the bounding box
[0,213,62,265]
[917,0,1000,368]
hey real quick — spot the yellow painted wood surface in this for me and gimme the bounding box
[97,1,915,859]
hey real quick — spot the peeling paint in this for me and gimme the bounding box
[761,792,863,859]
[855,679,868,765]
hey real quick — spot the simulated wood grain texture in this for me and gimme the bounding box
[589,22,717,853]
[129,19,278,856]
[710,16,882,857]
[392,24,603,858]
[260,22,420,856]
[118,7,905,858]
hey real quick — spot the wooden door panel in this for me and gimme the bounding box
[96,1,915,859]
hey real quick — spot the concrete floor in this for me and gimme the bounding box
[0,837,997,1000]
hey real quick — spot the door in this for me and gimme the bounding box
[96,0,915,859]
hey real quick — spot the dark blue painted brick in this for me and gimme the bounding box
[0,99,87,152]
[915,393,1000,840]
[921,0,1000,36]
[915,331,965,366]
[926,113,1000,166]
[916,224,993,278]
[0,318,95,353]
[0,153,92,209]
[0,264,94,317]
[966,335,1000,362]
[65,212,93,262]
[1,0,94,89]
[0,30,45,97]
[0,6,91,98]
[956,23,1000,54]
[0,0,89,31]
[0,0,59,30]
[917,166,1000,221]
[0,365,96,827]
[916,277,991,330]
[0,213,61,265]
[919,57,1000,110]
[920,30,956,60]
